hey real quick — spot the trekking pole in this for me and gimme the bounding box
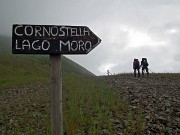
[148,68,154,73]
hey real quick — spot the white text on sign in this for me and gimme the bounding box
[12,24,101,54]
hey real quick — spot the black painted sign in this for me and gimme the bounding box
[12,24,101,54]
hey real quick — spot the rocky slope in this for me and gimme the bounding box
[105,74,180,134]
[0,74,179,135]
[0,83,50,135]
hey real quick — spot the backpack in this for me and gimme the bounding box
[142,58,149,66]
[133,59,139,68]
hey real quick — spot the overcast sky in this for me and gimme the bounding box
[1,0,180,75]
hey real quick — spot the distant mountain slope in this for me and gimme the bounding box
[0,35,94,88]
[0,35,11,53]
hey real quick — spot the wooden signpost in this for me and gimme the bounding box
[12,24,101,135]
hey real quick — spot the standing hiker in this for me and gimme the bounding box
[133,59,140,77]
[141,58,149,77]
[107,70,112,76]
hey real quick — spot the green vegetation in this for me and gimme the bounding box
[0,53,94,89]
[0,54,49,89]
[0,36,146,134]
[0,35,93,89]
[63,76,145,134]
[63,75,117,134]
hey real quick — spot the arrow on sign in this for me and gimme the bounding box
[12,24,101,54]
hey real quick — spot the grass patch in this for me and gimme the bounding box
[63,75,117,134]
[62,75,144,135]
[0,54,49,89]
[0,53,94,89]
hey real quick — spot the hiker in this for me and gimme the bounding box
[140,58,149,77]
[107,70,112,76]
[133,59,140,77]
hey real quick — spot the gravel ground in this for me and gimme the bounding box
[105,74,180,135]
[0,83,50,135]
[0,74,179,135]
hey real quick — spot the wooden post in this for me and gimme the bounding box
[50,54,63,135]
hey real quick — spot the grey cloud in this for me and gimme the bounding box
[1,0,180,75]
